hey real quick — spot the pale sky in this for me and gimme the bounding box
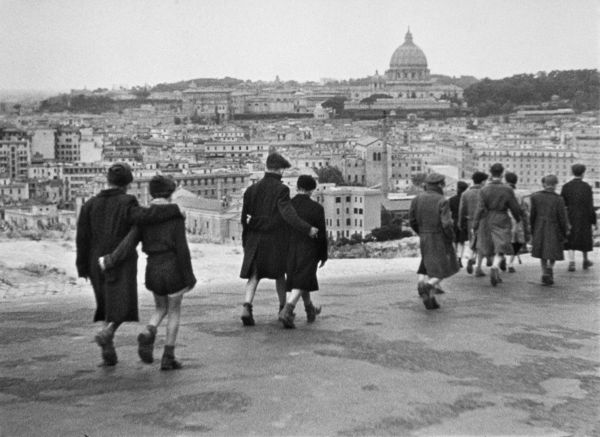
[1,0,598,91]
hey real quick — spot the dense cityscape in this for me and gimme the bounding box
[0,30,598,245]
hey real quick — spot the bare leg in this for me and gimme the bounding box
[287,288,303,306]
[165,293,183,346]
[275,276,287,309]
[148,294,168,329]
[244,272,259,304]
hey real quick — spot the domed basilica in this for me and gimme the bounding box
[346,29,463,111]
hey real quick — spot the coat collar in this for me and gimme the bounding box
[98,187,126,197]
[425,184,443,195]
[264,172,282,181]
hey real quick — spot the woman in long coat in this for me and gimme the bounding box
[560,164,597,271]
[530,175,568,285]
[409,173,459,309]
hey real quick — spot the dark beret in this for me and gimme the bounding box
[571,163,586,176]
[542,174,558,186]
[504,172,518,184]
[457,180,469,192]
[107,163,133,187]
[472,171,488,184]
[149,175,177,198]
[425,173,445,184]
[266,153,291,170]
[297,175,317,191]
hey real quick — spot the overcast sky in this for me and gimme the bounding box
[1,0,598,91]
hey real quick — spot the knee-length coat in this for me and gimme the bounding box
[240,172,312,280]
[473,179,522,257]
[409,184,459,279]
[76,188,181,323]
[530,189,568,260]
[560,178,597,252]
[286,194,328,292]
[458,184,483,245]
[449,192,468,243]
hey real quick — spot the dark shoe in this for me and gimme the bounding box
[434,287,445,294]
[500,258,507,272]
[486,258,493,267]
[466,259,475,274]
[429,296,440,310]
[490,267,500,287]
[508,266,516,273]
[305,302,321,323]
[241,303,255,326]
[160,353,182,371]
[583,260,593,270]
[458,258,463,268]
[541,274,552,285]
[567,261,576,272]
[417,281,428,298]
[278,303,296,329]
[137,325,156,364]
[475,268,486,277]
[420,283,435,309]
[95,328,117,366]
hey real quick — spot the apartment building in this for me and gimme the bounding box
[322,186,382,240]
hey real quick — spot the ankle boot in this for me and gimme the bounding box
[137,325,156,364]
[95,326,117,366]
[305,302,322,323]
[160,346,182,371]
[241,303,255,326]
[278,303,296,329]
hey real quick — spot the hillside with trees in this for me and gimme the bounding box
[463,69,599,116]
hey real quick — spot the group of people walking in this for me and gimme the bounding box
[410,162,597,310]
[76,157,596,368]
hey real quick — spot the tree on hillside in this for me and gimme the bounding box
[315,166,345,185]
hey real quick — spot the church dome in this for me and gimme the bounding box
[389,30,427,68]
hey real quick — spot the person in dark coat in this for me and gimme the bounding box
[505,172,531,273]
[530,175,569,285]
[458,171,489,276]
[409,173,459,310]
[100,175,196,370]
[76,163,182,366]
[279,175,327,328]
[473,163,522,287]
[239,153,318,326]
[449,180,469,267]
[560,164,597,271]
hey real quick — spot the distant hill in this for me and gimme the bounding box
[152,77,246,92]
[430,74,480,89]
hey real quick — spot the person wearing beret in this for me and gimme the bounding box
[76,163,183,366]
[240,153,319,326]
[409,173,459,310]
[530,175,569,285]
[472,163,522,287]
[458,171,489,277]
[279,175,327,328]
[99,175,196,370]
[560,164,597,272]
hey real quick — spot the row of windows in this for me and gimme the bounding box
[328,218,364,227]
[335,196,364,203]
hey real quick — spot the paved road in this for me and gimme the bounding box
[1,254,599,436]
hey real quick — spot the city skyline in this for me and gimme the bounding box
[1,0,598,92]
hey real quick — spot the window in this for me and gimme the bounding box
[346,218,351,226]
[345,196,351,202]
[335,197,341,203]
[336,219,340,227]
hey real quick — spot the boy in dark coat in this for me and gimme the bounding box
[100,175,196,370]
[279,175,327,328]
[76,163,182,366]
[530,175,569,285]
[449,180,469,267]
[240,153,319,326]
[458,171,489,276]
[560,164,597,271]
[409,173,459,310]
[473,163,522,287]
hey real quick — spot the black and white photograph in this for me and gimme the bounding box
[0,0,598,435]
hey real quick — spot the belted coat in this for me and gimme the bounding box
[240,172,312,280]
[409,184,459,279]
[76,188,181,323]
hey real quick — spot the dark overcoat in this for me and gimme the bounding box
[530,190,568,260]
[240,172,311,280]
[286,194,328,292]
[449,192,468,243]
[76,188,181,323]
[473,179,522,257]
[103,210,196,296]
[560,178,597,251]
[409,184,459,279]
